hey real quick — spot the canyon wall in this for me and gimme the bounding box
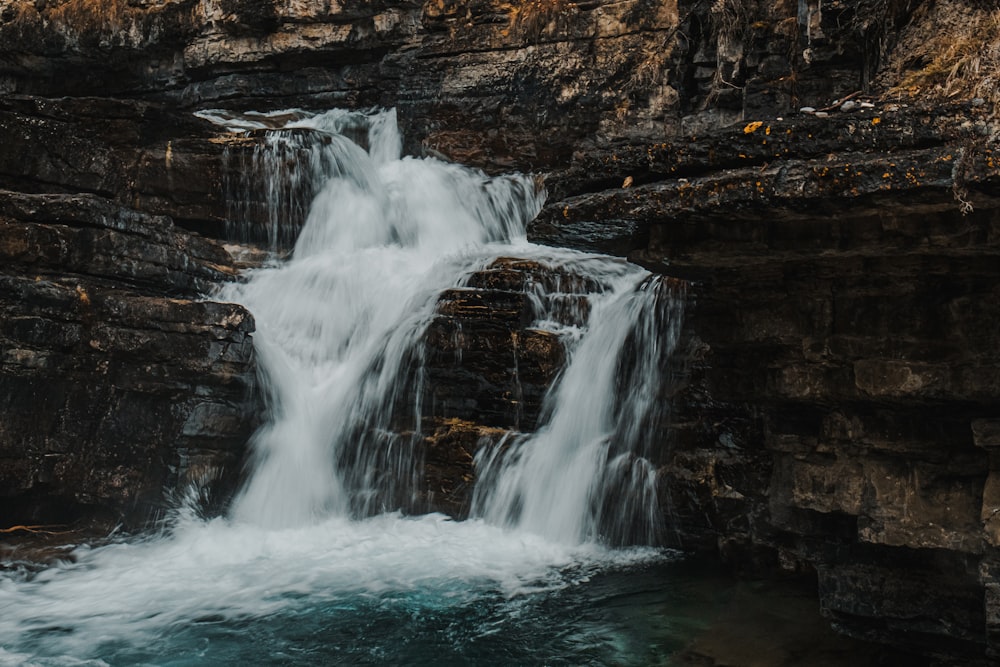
[1,0,999,660]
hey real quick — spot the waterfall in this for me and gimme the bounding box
[211,108,683,543]
[0,108,686,664]
[213,108,545,527]
[472,274,685,545]
[209,108,405,249]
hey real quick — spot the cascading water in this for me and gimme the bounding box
[215,109,407,250]
[472,273,685,545]
[209,107,680,540]
[213,108,551,527]
[0,108,690,666]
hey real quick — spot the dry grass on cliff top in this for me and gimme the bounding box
[5,0,154,43]
[504,0,577,41]
[888,3,1000,115]
[49,0,137,32]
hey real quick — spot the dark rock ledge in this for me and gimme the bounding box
[0,191,257,530]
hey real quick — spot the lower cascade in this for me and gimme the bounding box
[0,109,686,665]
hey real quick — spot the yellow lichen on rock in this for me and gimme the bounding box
[75,285,91,306]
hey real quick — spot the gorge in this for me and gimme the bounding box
[0,105,694,665]
[1,0,999,663]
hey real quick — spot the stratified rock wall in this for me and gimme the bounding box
[0,192,257,527]
[652,200,1000,660]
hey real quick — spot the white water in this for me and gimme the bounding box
[473,273,684,545]
[0,513,665,663]
[0,108,684,663]
[214,108,549,527]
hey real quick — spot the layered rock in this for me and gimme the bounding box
[520,30,1000,658]
[423,257,591,430]
[417,257,582,516]
[0,191,257,528]
[0,0,939,174]
[0,95,240,236]
[645,199,1000,660]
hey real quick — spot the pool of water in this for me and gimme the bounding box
[1,514,905,667]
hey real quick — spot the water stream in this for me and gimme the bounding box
[0,108,817,666]
[210,107,680,541]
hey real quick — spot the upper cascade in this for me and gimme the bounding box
[204,108,540,253]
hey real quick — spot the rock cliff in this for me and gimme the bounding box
[1,0,999,660]
[0,189,257,528]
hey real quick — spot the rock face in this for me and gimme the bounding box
[424,258,585,430]
[0,95,237,236]
[2,0,999,660]
[0,190,257,529]
[651,196,1000,660]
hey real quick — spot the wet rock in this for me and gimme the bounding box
[0,96,234,237]
[416,418,508,518]
[413,258,602,515]
[422,258,572,432]
[0,192,257,528]
[648,198,1000,658]
[0,191,236,294]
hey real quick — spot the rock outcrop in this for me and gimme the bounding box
[0,190,257,529]
[1,0,999,660]
[650,191,1000,661]
[418,257,597,516]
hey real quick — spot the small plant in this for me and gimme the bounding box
[704,0,760,106]
[709,0,757,45]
